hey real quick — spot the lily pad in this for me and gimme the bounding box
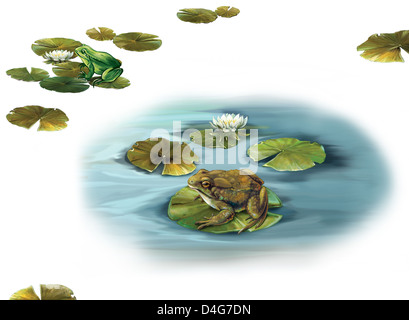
[40,76,90,93]
[190,129,245,149]
[52,62,89,78]
[177,8,218,24]
[6,105,69,131]
[9,286,40,300]
[215,6,240,18]
[357,30,409,62]
[168,186,282,233]
[6,67,49,82]
[10,284,76,300]
[113,32,162,52]
[31,38,82,57]
[86,27,116,41]
[248,138,326,171]
[95,76,130,89]
[127,138,199,176]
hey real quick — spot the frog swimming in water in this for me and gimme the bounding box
[187,169,269,234]
[75,45,123,86]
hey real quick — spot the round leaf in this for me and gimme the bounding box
[177,8,218,24]
[52,62,88,78]
[40,76,90,93]
[248,138,326,171]
[40,284,76,300]
[127,138,199,176]
[9,286,40,300]
[215,6,240,18]
[86,27,116,41]
[190,129,241,149]
[95,76,130,89]
[31,38,82,57]
[6,105,69,131]
[113,32,162,52]
[357,30,409,62]
[6,67,49,82]
[168,186,282,233]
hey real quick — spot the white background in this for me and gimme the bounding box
[0,0,408,300]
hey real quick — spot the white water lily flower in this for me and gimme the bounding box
[210,113,248,132]
[43,50,74,63]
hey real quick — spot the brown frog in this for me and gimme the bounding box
[187,169,268,234]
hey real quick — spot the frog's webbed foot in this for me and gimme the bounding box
[195,209,235,230]
[239,187,269,234]
[91,77,104,87]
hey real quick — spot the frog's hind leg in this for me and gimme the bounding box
[239,187,268,234]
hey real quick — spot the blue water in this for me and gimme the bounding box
[82,98,390,258]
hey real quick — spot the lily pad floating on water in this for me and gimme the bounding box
[168,186,282,233]
[10,284,76,300]
[177,8,218,24]
[52,61,88,78]
[190,129,245,149]
[6,105,69,131]
[248,138,326,171]
[6,67,49,82]
[94,76,130,89]
[215,6,240,18]
[86,27,116,41]
[113,32,162,52]
[127,138,199,176]
[40,76,89,93]
[31,38,82,57]
[357,30,409,62]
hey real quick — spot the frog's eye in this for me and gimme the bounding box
[201,181,211,188]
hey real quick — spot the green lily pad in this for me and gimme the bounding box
[9,286,40,300]
[6,67,49,82]
[190,129,246,149]
[86,27,116,41]
[95,76,130,89]
[127,138,199,176]
[113,32,162,52]
[52,62,89,78]
[6,105,69,131]
[215,6,240,18]
[357,30,409,62]
[10,284,76,300]
[31,38,82,57]
[248,138,326,171]
[168,186,282,233]
[40,77,90,93]
[177,8,218,24]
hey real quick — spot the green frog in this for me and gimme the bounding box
[187,169,269,234]
[75,45,123,86]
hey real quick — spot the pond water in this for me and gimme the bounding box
[82,98,389,258]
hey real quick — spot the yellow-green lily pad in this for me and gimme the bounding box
[9,286,40,300]
[177,8,218,24]
[40,76,90,93]
[10,284,76,300]
[31,37,82,57]
[190,129,245,149]
[95,76,130,89]
[127,138,199,176]
[113,32,162,52]
[357,30,409,62]
[215,6,240,18]
[52,62,89,78]
[6,105,69,131]
[86,27,116,41]
[168,186,282,233]
[248,138,326,171]
[6,67,49,82]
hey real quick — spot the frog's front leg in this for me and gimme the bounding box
[93,67,123,86]
[239,186,269,234]
[195,202,235,230]
[79,62,95,81]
